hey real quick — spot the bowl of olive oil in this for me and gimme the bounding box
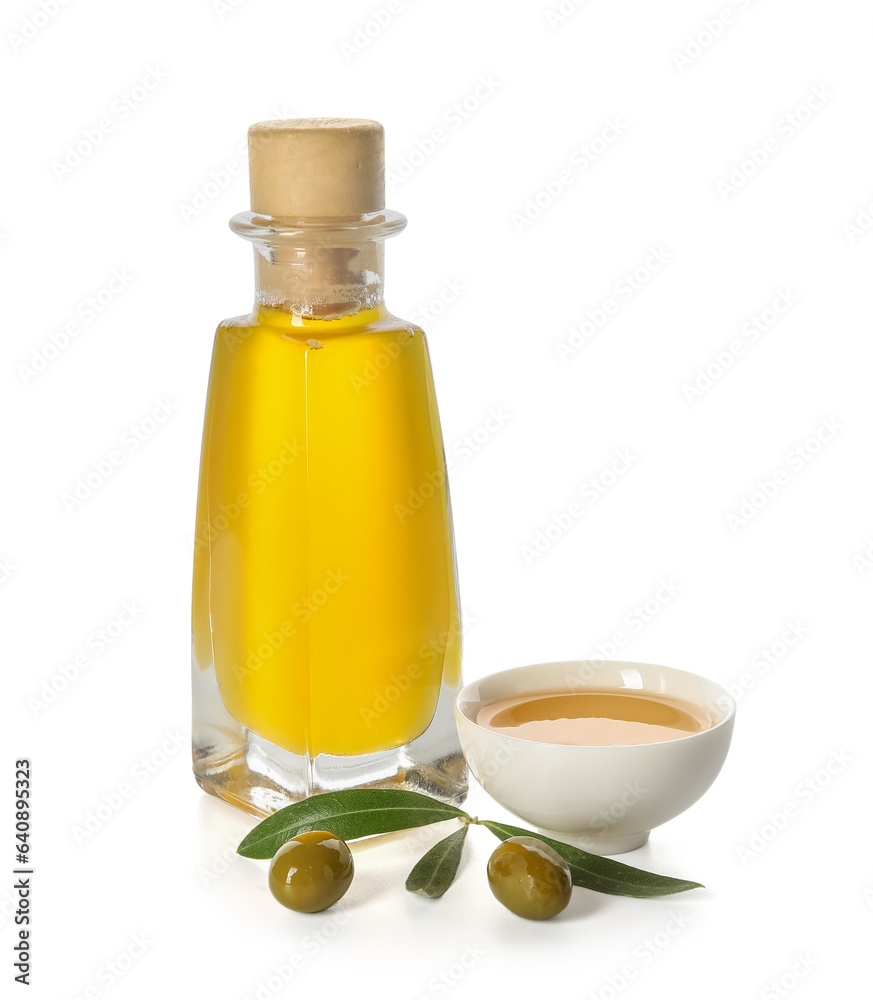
[455,660,735,855]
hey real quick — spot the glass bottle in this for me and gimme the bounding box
[191,119,467,817]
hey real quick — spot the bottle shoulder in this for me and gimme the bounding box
[214,305,427,344]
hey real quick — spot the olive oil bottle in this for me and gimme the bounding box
[191,119,466,816]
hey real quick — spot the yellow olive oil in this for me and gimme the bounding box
[193,305,460,757]
[476,690,713,746]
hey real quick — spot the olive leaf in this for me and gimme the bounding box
[405,825,469,898]
[481,821,703,897]
[236,788,704,899]
[237,788,469,859]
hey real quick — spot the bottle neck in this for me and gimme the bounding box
[230,210,406,322]
[254,242,386,320]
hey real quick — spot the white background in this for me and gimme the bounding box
[3,0,872,997]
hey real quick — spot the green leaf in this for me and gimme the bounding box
[237,789,469,859]
[405,825,469,898]
[481,821,703,897]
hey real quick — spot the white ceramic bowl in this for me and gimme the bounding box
[455,660,735,855]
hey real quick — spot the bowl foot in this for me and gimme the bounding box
[536,828,650,856]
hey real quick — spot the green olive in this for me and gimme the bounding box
[487,836,572,919]
[268,830,354,913]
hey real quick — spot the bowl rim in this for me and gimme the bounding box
[454,658,737,750]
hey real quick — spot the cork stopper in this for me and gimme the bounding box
[247,118,385,219]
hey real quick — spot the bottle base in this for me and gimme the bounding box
[194,741,468,819]
[192,669,467,818]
